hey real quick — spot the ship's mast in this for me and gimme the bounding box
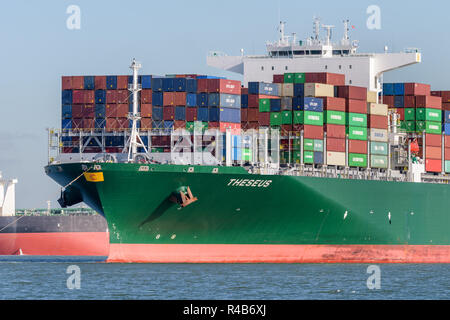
[125,58,148,162]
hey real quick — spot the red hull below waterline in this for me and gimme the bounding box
[107,243,450,263]
[0,232,109,256]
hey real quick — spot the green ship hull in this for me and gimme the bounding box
[45,163,450,263]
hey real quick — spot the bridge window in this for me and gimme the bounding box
[272,66,274,70]
[325,65,328,70]
[285,66,288,70]
[349,65,352,69]
[261,66,264,71]
[311,50,321,55]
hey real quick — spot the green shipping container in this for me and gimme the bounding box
[370,141,388,156]
[281,111,293,124]
[404,108,415,121]
[293,111,304,124]
[313,140,323,152]
[294,73,305,84]
[292,138,301,149]
[270,112,282,126]
[346,113,367,127]
[347,126,368,140]
[371,155,388,168]
[415,121,425,133]
[416,108,442,122]
[304,151,314,164]
[293,151,301,163]
[284,73,295,83]
[445,160,450,173]
[259,98,271,112]
[405,121,416,133]
[304,139,314,151]
[325,110,346,125]
[304,111,323,126]
[425,121,441,134]
[150,147,164,153]
[242,148,252,161]
[348,153,367,167]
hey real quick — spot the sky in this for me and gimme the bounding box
[1,0,450,208]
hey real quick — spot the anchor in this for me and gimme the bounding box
[169,186,198,208]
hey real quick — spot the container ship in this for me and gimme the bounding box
[46,19,450,263]
[0,172,109,256]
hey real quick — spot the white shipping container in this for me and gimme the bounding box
[367,91,378,103]
[368,103,388,116]
[281,83,294,97]
[369,128,389,142]
[304,83,334,98]
[326,151,346,166]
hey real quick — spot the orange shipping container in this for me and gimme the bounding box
[425,133,442,147]
[425,146,442,160]
[425,159,441,172]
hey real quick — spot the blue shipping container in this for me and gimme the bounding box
[294,83,304,97]
[186,79,198,93]
[197,93,208,107]
[314,152,324,164]
[151,77,164,92]
[152,120,164,129]
[106,76,117,89]
[129,119,141,129]
[293,97,323,112]
[208,93,220,107]
[186,93,197,107]
[270,99,281,112]
[105,136,124,147]
[208,107,219,122]
[95,90,106,104]
[175,106,186,120]
[152,106,163,121]
[232,148,242,161]
[241,94,248,108]
[162,78,175,91]
[164,120,174,129]
[62,119,72,130]
[152,92,163,106]
[444,110,450,123]
[62,105,72,119]
[174,78,186,92]
[84,76,95,90]
[197,107,209,122]
[95,104,106,118]
[62,90,72,105]
[219,107,240,123]
[220,94,241,108]
[141,75,152,89]
[444,123,450,135]
[95,118,105,129]
[394,95,404,108]
[383,83,394,95]
[248,82,280,96]
[394,83,405,96]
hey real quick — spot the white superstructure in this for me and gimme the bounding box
[207,18,421,94]
[0,171,18,216]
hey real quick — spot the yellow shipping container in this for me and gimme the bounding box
[367,91,378,103]
[304,83,334,98]
[281,83,294,97]
[368,103,388,116]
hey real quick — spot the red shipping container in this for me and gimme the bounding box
[84,90,95,104]
[445,135,450,147]
[105,118,119,130]
[247,121,259,129]
[445,148,450,160]
[207,79,241,95]
[174,92,187,106]
[72,76,84,90]
[62,76,72,90]
[323,97,346,112]
[197,79,208,92]
[240,109,248,122]
[106,90,117,104]
[163,106,175,120]
[141,104,152,118]
[346,99,367,114]
[241,88,248,95]
[337,85,367,101]
[397,108,405,121]
[116,76,128,89]
[383,96,395,108]
[443,103,450,111]
[258,112,270,126]
[72,118,83,131]
[349,139,367,154]
[404,83,431,96]
[95,76,106,89]
[425,159,441,172]
[141,89,152,104]
[273,74,284,83]
[292,124,304,131]
[431,91,441,97]
[117,118,128,130]
[281,124,292,135]
[105,105,116,117]
[116,104,129,118]
[368,115,388,129]
[84,147,102,153]
[440,91,450,103]
[219,122,241,134]
[404,95,415,108]
[425,133,442,147]
[304,125,323,139]
[248,94,277,108]
[305,72,345,86]
[71,105,83,118]
[105,147,121,153]
[116,90,129,104]
[327,138,345,152]
[415,96,442,109]
[426,146,442,159]
[247,108,258,122]
[82,105,95,118]
[82,118,95,129]
[72,90,84,104]
[163,92,175,106]
[324,124,346,139]
[208,121,219,129]
[186,107,197,121]
[174,120,186,130]
[141,118,152,130]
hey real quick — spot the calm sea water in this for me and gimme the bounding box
[0,256,448,300]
